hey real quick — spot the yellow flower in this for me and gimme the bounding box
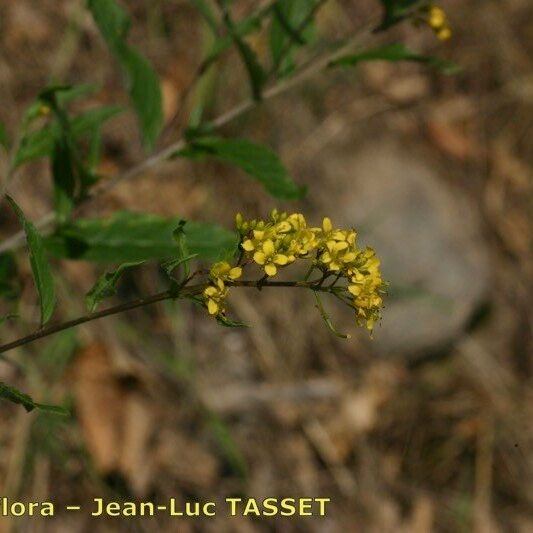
[425,4,451,41]
[319,241,353,271]
[428,6,446,28]
[203,279,228,316]
[210,261,242,282]
[253,239,289,276]
[436,26,452,40]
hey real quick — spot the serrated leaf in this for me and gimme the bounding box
[331,43,460,74]
[88,0,163,149]
[86,261,144,312]
[44,211,238,263]
[14,105,124,167]
[0,382,68,415]
[179,136,304,200]
[6,196,56,326]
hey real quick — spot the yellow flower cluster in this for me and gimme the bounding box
[203,210,385,333]
[426,4,452,40]
[203,261,242,316]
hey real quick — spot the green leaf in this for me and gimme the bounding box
[0,252,19,299]
[88,0,163,149]
[54,84,98,105]
[86,261,144,312]
[376,0,422,31]
[119,47,164,149]
[218,2,265,101]
[6,196,56,326]
[14,105,124,167]
[330,43,460,74]
[45,211,238,263]
[204,6,265,65]
[190,0,219,34]
[51,136,76,224]
[270,0,316,76]
[179,136,304,200]
[161,253,199,278]
[0,382,68,415]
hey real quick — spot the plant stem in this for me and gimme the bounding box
[0,279,333,355]
[0,20,375,255]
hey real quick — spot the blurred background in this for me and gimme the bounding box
[0,0,531,531]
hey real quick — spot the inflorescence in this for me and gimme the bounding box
[424,4,452,41]
[202,210,386,334]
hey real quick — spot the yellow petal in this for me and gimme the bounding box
[273,254,288,265]
[253,230,265,240]
[229,267,242,279]
[242,240,255,251]
[265,263,277,276]
[343,252,357,263]
[437,26,451,40]
[263,239,275,255]
[348,285,361,296]
[204,287,218,297]
[254,251,266,265]
[207,300,219,315]
[322,217,332,232]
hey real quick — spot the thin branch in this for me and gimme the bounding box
[0,279,335,354]
[0,20,375,255]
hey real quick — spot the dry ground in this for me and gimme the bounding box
[0,1,531,531]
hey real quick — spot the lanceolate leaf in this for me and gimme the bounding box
[0,382,68,415]
[6,196,56,326]
[88,0,163,149]
[45,211,238,263]
[86,261,145,312]
[178,136,305,200]
[330,43,460,74]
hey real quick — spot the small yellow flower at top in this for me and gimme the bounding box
[253,239,289,276]
[428,6,446,29]
[210,261,242,282]
[426,4,452,41]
